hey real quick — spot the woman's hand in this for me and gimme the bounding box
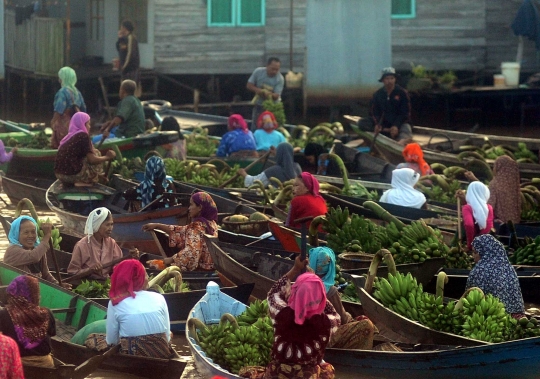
[11,147,18,155]
[92,263,103,273]
[455,189,466,204]
[105,150,116,160]
[60,282,72,290]
[129,248,140,258]
[142,223,157,232]
[286,255,309,281]
[40,223,53,236]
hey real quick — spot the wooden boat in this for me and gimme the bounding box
[0,262,187,378]
[0,172,54,207]
[188,278,540,379]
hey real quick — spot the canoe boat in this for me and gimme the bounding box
[0,171,54,207]
[0,119,44,143]
[0,262,187,378]
[188,279,540,379]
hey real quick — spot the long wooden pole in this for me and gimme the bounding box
[218,150,272,188]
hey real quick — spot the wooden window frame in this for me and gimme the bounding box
[89,0,104,41]
[208,0,265,27]
[391,0,416,19]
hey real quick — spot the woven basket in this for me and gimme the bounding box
[338,252,375,270]
[222,215,270,237]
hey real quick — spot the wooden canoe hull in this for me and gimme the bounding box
[0,172,54,207]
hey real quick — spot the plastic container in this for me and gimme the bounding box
[493,74,506,87]
[501,62,521,86]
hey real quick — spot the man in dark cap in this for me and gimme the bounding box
[361,67,412,145]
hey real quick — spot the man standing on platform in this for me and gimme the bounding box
[246,57,285,130]
[360,67,413,146]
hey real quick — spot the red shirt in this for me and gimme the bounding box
[462,204,494,250]
[287,194,328,229]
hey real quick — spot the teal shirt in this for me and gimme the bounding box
[115,95,145,138]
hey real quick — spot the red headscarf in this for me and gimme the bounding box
[191,192,218,235]
[402,143,430,176]
[288,273,327,325]
[228,114,249,134]
[109,259,147,306]
[257,111,278,133]
[300,172,322,198]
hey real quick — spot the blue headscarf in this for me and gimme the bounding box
[137,156,171,208]
[308,246,336,293]
[8,216,40,247]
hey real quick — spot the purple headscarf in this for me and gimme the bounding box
[191,192,218,234]
[58,112,90,148]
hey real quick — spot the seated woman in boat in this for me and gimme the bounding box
[396,142,433,176]
[54,112,116,187]
[142,191,218,271]
[68,207,136,281]
[237,142,301,188]
[4,216,70,289]
[464,155,521,224]
[216,114,258,158]
[123,156,176,210]
[379,168,427,209]
[456,181,494,251]
[0,275,56,368]
[309,246,376,350]
[303,142,340,176]
[0,333,24,379]
[253,111,286,152]
[106,260,175,358]
[158,116,186,161]
[286,172,328,229]
[466,234,525,318]
[262,255,340,379]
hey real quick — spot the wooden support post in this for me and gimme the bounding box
[193,89,200,113]
[98,76,113,120]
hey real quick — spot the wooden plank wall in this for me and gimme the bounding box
[153,0,306,75]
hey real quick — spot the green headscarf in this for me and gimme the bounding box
[58,66,77,92]
[308,246,336,293]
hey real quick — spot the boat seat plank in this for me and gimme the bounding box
[50,307,77,314]
[65,295,80,325]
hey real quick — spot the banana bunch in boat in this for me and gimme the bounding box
[185,128,219,157]
[111,157,145,180]
[18,131,50,149]
[236,299,270,326]
[248,178,294,206]
[509,235,540,265]
[397,221,448,256]
[326,213,383,254]
[520,184,540,221]
[458,142,538,164]
[37,218,62,249]
[511,315,540,339]
[323,206,350,235]
[416,172,462,204]
[514,142,538,163]
[163,158,243,187]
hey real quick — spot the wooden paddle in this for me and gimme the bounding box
[294,216,315,261]
[218,150,272,188]
[150,229,169,259]
[72,344,121,379]
[63,253,147,284]
[48,236,64,286]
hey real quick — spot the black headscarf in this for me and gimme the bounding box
[161,116,185,140]
[264,142,301,182]
[304,143,325,160]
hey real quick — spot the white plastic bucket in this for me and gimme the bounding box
[493,74,506,88]
[501,62,521,86]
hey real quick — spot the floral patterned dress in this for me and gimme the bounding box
[0,334,24,379]
[168,221,217,271]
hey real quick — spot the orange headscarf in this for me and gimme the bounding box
[402,143,430,176]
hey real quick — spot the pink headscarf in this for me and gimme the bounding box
[109,259,147,306]
[300,172,321,198]
[288,273,327,325]
[228,114,248,134]
[58,112,90,148]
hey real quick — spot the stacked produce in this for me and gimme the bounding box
[457,141,538,164]
[164,158,244,188]
[110,157,145,180]
[326,212,384,255]
[373,273,540,342]
[248,178,295,206]
[416,169,463,204]
[74,279,111,298]
[194,300,273,374]
[37,218,62,249]
[6,131,50,149]
[324,154,378,200]
[285,123,343,150]
[509,236,540,265]
[185,128,219,157]
[520,183,540,221]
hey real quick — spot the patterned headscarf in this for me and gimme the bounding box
[6,275,51,349]
[402,143,430,176]
[466,181,490,230]
[191,192,218,234]
[300,172,321,198]
[257,111,278,132]
[489,155,521,223]
[137,156,170,208]
[58,112,90,149]
[263,142,302,183]
[58,66,78,92]
[288,273,327,325]
[109,259,147,306]
[8,216,40,248]
[467,234,525,314]
[84,207,111,242]
[228,114,249,134]
[309,247,336,292]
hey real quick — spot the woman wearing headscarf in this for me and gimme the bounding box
[3,216,64,287]
[379,168,426,209]
[253,111,286,151]
[159,116,186,161]
[466,234,525,317]
[238,142,301,188]
[286,172,328,229]
[67,207,127,281]
[142,192,218,271]
[123,156,176,210]
[54,112,116,187]
[461,181,494,251]
[264,255,340,378]
[0,334,24,379]
[106,260,174,358]
[51,66,87,148]
[216,114,257,157]
[308,247,376,350]
[0,275,56,368]
[396,143,433,176]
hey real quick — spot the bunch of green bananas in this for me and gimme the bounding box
[510,316,540,339]
[326,213,382,254]
[373,272,423,321]
[37,218,62,249]
[509,236,540,265]
[397,221,447,256]
[196,316,235,369]
[417,294,462,333]
[416,173,462,204]
[110,157,145,180]
[185,129,219,157]
[322,206,350,235]
[520,186,540,219]
[248,178,294,206]
[163,158,243,188]
[236,300,269,326]
[514,143,538,163]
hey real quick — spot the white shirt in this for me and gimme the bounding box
[106,290,170,345]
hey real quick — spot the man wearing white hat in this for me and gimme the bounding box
[364,67,413,145]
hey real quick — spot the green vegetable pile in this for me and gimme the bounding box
[9,131,50,149]
[74,279,111,298]
[185,128,219,157]
[262,99,286,127]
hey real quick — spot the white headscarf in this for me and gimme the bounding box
[465,181,490,229]
[84,207,111,242]
[380,168,426,209]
